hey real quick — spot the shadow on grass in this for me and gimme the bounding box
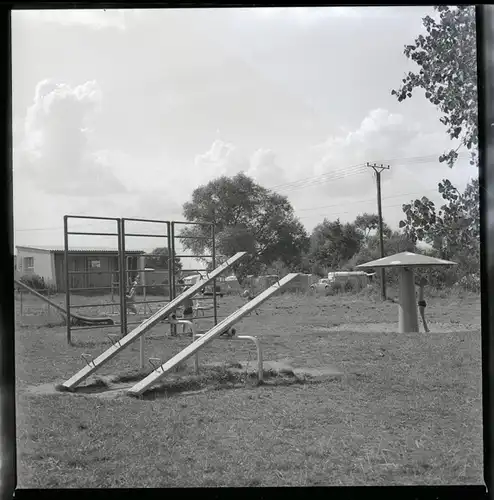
[69,332,193,349]
[16,319,65,329]
[141,367,313,401]
[70,340,113,348]
[59,363,321,400]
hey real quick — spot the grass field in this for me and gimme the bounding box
[15,289,483,487]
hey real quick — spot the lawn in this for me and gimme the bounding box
[14,289,483,487]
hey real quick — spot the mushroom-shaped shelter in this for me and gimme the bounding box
[357,252,456,333]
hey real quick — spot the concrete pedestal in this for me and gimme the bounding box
[398,267,419,333]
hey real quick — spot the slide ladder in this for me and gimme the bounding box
[127,273,299,397]
[60,252,247,391]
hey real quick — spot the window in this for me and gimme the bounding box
[90,259,101,269]
[24,257,34,270]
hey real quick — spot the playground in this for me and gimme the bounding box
[15,283,482,487]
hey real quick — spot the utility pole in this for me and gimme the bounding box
[366,163,390,301]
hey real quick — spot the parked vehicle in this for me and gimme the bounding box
[183,274,203,286]
[310,272,375,293]
[327,271,375,292]
[310,278,331,291]
[200,284,224,298]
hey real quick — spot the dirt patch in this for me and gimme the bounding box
[25,383,63,397]
[293,366,343,380]
[22,359,340,401]
[232,360,296,376]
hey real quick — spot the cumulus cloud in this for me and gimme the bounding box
[18,79,127,197]
[193,140,292,191]
[193,138,248,181]
[283,107,476,232]
[194,139,235,171]
[304,108,424,199]
[314,109,420,166]
[247,148,288,189]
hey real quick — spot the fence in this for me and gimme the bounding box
[171,221,218,328]
[63,215,219,345]
[14,282,66,327]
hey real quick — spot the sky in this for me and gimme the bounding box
[12,7,478,268]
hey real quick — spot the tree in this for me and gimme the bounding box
[391,6,477,168]
[354,213,392,243]
[354,213,380,238]
[309,218,363,271]
[368,230,415,255]
[262,258,290,278]
[297,251,314,275]
[345,230,416,274]
[399,178,479,276]
[146,247,182,273]
[179,173,309,283]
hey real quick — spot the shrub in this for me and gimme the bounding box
[343,280,358,293]
[19,274,57,295]
[172,360,187,373]
[456,273,481,293]
[415,265,459,290]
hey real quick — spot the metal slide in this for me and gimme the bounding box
[15,279,114,326]
[60,252,247,391]
[127,273,299,397]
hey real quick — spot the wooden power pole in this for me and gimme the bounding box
[366,163,390,301]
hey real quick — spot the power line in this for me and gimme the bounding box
[268,151,471,194]
[268,162,365,190]
[296,180,471,221]
[15,218,162,233]
[297,200,416,221]
[15,221,118,232]
[15,224,84,232]
[276,167,368,194]
[14,185,443,233]
[16,152,472,233]
[367,151,470,166]
[295,187,439,213]
[273,155,470,196]
[17,191,432,232]
[277,167,368,191]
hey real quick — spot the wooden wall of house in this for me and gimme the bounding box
[55,254,125,294]
[86,256,117,291]
[54,254,64,291]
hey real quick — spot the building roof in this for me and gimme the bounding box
[16,245,144,254]
[357,251,457,269]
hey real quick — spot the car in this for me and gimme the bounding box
[200,284,224,298]
[310,278,331,291]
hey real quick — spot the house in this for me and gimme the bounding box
[15,245,145,293]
